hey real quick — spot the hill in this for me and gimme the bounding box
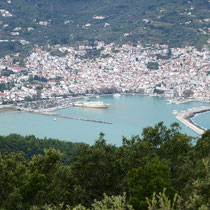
[0,0,209,57]
[0,133,82,164]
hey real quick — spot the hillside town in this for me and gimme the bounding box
[0,42,209,108]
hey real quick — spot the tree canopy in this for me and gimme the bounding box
[0,122,209,209]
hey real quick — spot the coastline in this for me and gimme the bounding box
[0,95,209,142]
[191,111,210,130]
[74,93,210,105]
[0,106,21,114]
[0,94,210,114]
[176,106,210,135]
[1,95,210,133]
[167,98,210,104]
[1,93,210,114]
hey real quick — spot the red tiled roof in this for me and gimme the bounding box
[10,66,26,71]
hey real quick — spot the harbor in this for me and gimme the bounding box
[0,95,209,145]
[176,106,210,135]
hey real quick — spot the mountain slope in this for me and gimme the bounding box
[0,0,209,56]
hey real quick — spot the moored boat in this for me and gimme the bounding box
[172,110,178,115]
[74,101,109,108]
[113,93,121,97]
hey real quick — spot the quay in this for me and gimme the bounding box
[176,106,210,135]
[29,110,112,125]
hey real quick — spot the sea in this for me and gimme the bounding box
[0,95,209,146]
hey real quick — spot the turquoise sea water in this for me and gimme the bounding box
[0,95,209,145]
[192,111,210,130]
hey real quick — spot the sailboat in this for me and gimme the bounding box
[54,117,56,121]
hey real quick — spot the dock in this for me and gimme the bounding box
[176,106,210,135]
[29,111,112,125]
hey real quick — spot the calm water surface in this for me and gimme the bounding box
[0,95,209,145]
[192,111,210,130]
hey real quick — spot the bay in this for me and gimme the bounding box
[0,95,209,145]
[192,111,210,130]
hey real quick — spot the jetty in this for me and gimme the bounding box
[29,110,112,125]
[176,106,210,135]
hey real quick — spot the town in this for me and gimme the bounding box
[0,41,209,110]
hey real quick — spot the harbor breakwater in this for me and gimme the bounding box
[29,111,112,125]
[176,106,210,135]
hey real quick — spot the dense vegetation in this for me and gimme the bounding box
[147,61,159,70]
[0,122,209,209]
[0,134,81,164]
[0,0,209,57]
[0,81,14,92]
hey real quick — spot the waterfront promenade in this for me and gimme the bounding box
[176,106,210,135]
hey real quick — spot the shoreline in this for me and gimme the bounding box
[0,106,20,114]
[176,106,210,135]
[0,93,210,113]
[191,111,210,130]
[0,95,209,136]
[0,94,209,114]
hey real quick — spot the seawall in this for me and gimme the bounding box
[176,106,210,135]
[29,111,112,125]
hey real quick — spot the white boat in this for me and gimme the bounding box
[74,101,109,108]
[166,99,172,104]
[54,117,56,121]
[172,110,178,115]
[113,93,121,97]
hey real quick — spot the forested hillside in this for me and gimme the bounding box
[0,122,209,209]
[0,133,81,164]
[0,0,209,56]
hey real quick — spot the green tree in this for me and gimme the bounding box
[20,170,46,206]
[185,159,210,210]
[127,158,175,210]
[0,152,27,209]
[34,193,133,210]
[115,135,156,194]
[147,189,183,210]
[91,193,133,210]
[142,122,194,196]
[195,130,210,159]
[20,148,64,207]
[147,62,159,70]
[69,133,119,207]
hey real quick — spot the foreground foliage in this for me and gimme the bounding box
[0,122,209,209]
